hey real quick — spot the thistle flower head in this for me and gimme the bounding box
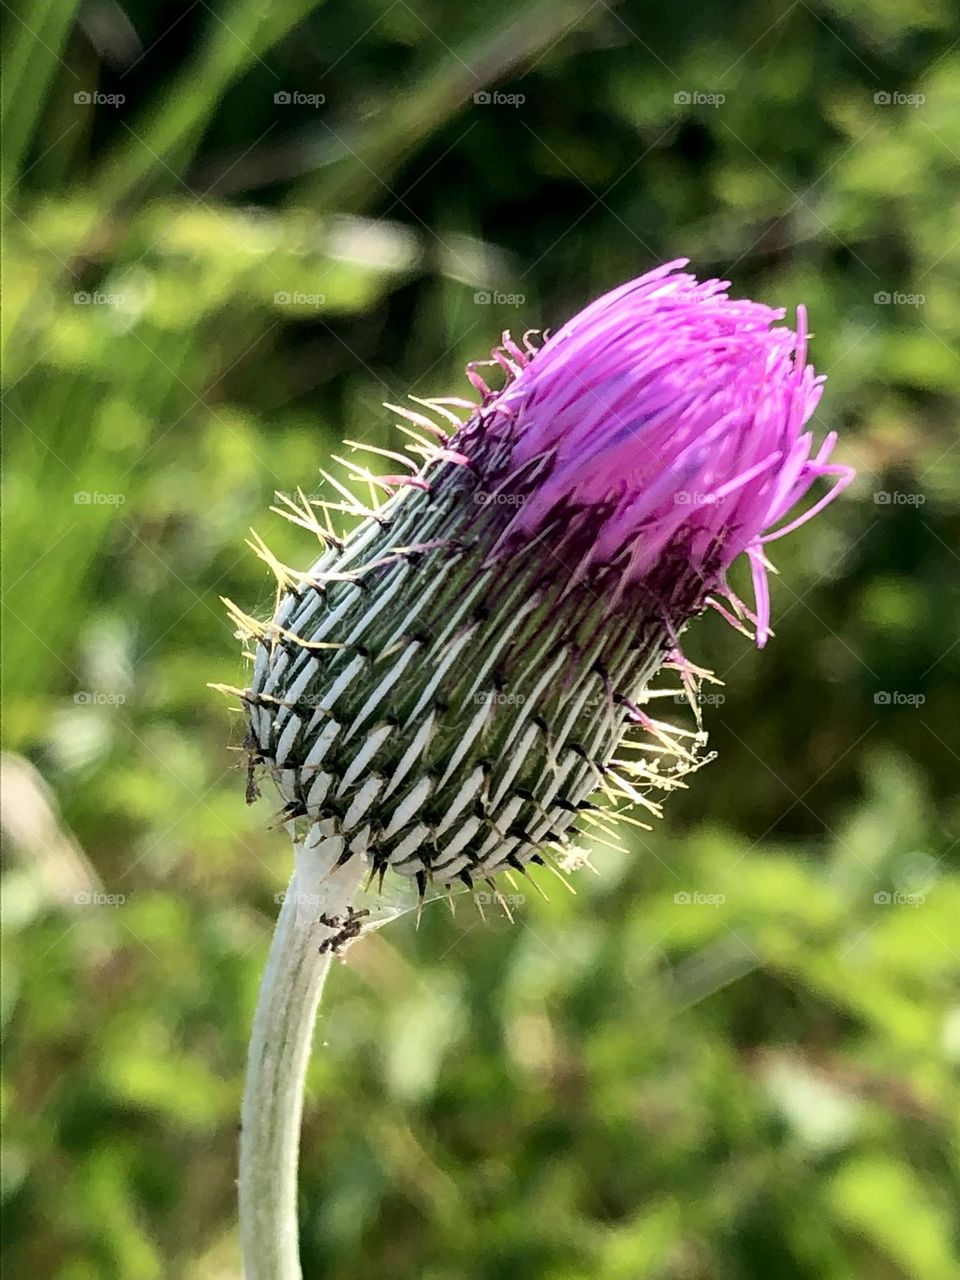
[227,262,852,900]
[459,259,851,645]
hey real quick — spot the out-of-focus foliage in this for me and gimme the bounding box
[2,1,959,1277]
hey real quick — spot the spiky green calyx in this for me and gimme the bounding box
[229,419,710,898]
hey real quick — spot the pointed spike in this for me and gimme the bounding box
[343,438,421,474]
[246,528,299,595]
[207,681,249,701]
[408,394,473,427]
[525,871,550,902]
[394,423,435,450]
[542,858,578,895]
[221,597,267,641]
[415,870,427,929]
[492,883,514,924]
[262,616,352,653]
[383,401,450,438]
[270,489,341,546]
[318,468,378,518]
[331,454,395,496]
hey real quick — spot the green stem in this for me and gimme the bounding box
[239,825,364,1280]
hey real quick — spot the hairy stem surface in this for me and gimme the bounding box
[239,826,365,1280]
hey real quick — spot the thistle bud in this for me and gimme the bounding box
[229,261,852,899]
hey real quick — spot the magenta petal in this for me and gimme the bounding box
[455,262,853,646]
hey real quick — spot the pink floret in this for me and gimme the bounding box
[464,260,853,646]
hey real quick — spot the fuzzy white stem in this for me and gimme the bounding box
[239,826,365,1280]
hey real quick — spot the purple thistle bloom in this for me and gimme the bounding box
[229,261,852,898]
[459,259,852,646]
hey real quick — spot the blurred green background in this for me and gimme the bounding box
[3,1,959,1277]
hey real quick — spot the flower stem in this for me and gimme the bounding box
[239,827,365,1280]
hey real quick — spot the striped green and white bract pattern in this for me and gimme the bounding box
[228,262,851,900]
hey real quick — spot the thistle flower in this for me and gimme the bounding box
[229,261,853,1280]
[229,260,852,902]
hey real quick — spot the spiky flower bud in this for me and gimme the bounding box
[230,261,851,899]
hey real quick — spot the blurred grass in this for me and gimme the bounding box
[2,1,960,1277]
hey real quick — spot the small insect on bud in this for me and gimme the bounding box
[225,261,852,903]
